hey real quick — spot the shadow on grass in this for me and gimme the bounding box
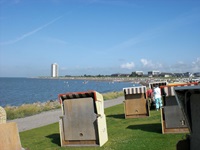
[46,133,60,146]
[106,114,125,119]
[127,123,162,133]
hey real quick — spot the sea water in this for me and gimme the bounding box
[0,77,135,106]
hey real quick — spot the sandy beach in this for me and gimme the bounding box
[8,96,124,132]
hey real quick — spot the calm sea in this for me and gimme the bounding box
[0,77,135,107]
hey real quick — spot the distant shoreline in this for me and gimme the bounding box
[37,76,134,81]
[37,76,194,86]
[37,76,166,82]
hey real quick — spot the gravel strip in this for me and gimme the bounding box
[8,96,124,132]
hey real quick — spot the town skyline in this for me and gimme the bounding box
[52,63,199,78]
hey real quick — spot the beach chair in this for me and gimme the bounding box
[0,106,6,123]
[160,82,198,134]
[123,86,149,118]
[58,90,108,147]
[0,106,23,150]
[175,86,200,150]
[148,81,168,89]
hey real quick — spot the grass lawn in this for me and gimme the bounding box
[20,104,186,150]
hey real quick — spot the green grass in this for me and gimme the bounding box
[5,101,61,120]
[102,91,124,100]
[5,92,124,120]
[19,104,186,150]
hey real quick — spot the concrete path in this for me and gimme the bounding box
[8,97,124,132]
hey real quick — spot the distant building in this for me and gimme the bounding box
[51,63,58,77]
[148,71,160,77]
[174,73,184,77]
[183,72,192,77]
[131,71,144,77]
[120,74,130,77]
[111,73,130,77]
[111,73,121,77]
[193,72,200,77]
[159,72,173,77]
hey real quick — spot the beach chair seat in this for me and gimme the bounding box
[0,107,25,150]
[58,90,108,147]
[174,86,200,150]
[160,83,198,134]
[123,86,149,118]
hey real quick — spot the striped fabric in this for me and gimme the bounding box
[163,86,175,96]
[123,86,147,95]
[59,91,94,101]
[149,81,168,89]
[161,83,198,97]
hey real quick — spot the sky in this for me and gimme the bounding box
[0,0,200,77]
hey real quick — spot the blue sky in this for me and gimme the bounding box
[0,0,200,77]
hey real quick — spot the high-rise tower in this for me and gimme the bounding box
[51,63,58,77]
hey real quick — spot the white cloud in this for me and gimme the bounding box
[140,58,163,70]
[168,58,200,73]
[140,59,154,67]
[139,57,200,73]
[192,57,200,72]
[120,62,135,69]
[192,57,200,65]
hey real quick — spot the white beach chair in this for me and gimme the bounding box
[58,90,108,147]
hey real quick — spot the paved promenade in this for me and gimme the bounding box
[9,96,124,132]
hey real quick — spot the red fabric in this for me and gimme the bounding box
[147,89,153,98]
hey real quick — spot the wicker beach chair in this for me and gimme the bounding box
[160,82,198,134]
[174,85,200,150]
[58,90,108,147]
[0,106,25,150]
[0,106,6,123]
[123,86,150,118]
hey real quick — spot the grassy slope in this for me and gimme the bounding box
[20,104,185,150]
[6,92,123,120]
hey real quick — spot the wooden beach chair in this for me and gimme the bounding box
[0,106,6,123]
[148,81,168,89]
[175,86,200,150]
[123,86,149,118]
[58,90,108,147]
[160,82,198,134]
[0,106,23,150]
